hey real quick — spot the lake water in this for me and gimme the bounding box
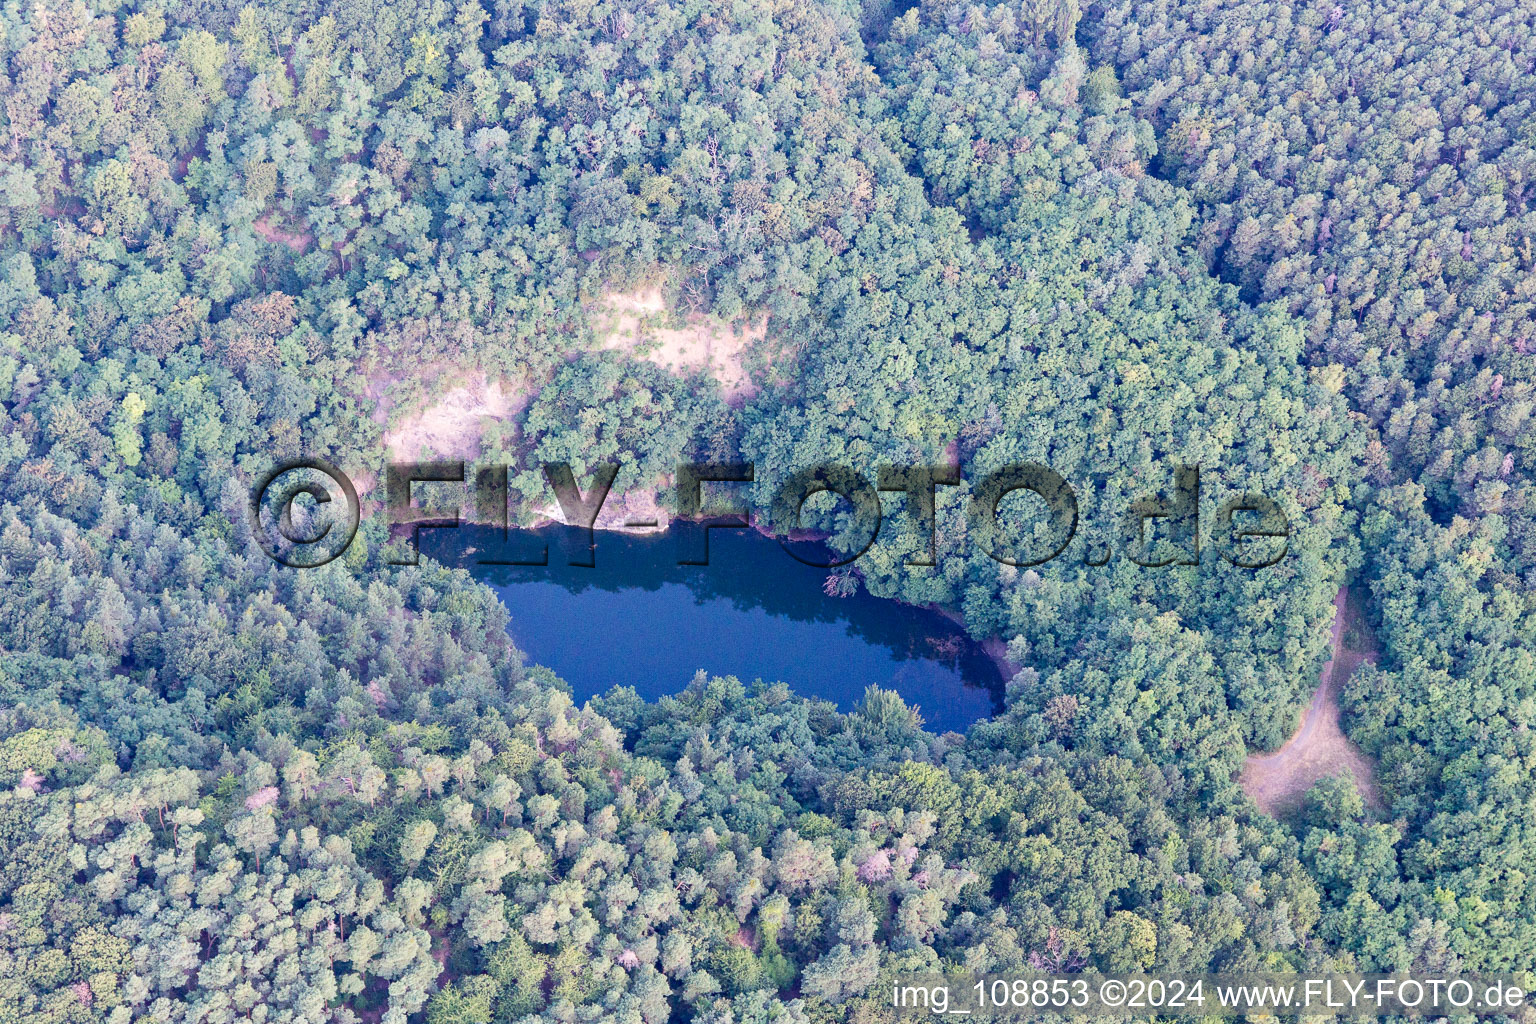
[423,523,1002,733]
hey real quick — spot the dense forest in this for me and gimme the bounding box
[0,0,1531,1021]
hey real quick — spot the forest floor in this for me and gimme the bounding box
[1239,585,1381,815]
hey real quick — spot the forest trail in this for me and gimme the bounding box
[1239,585,1381,815]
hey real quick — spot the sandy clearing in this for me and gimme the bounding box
[370,287,769,469]
[382,376,527,464]
[598,288,765,403]
[366,286,770,514]
[375,371,662,532]
[1239,585,1381,816]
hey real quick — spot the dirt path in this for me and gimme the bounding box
[1239,585,1381,815]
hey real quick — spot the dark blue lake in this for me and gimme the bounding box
[423,523,1002,733]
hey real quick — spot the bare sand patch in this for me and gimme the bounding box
[598,288,765,403]
[1239,585,1381,816]
[382,376,528,464]
[527,485,668,535]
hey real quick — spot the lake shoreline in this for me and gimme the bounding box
[403,485,1019,716]
[431,520,1006,732]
